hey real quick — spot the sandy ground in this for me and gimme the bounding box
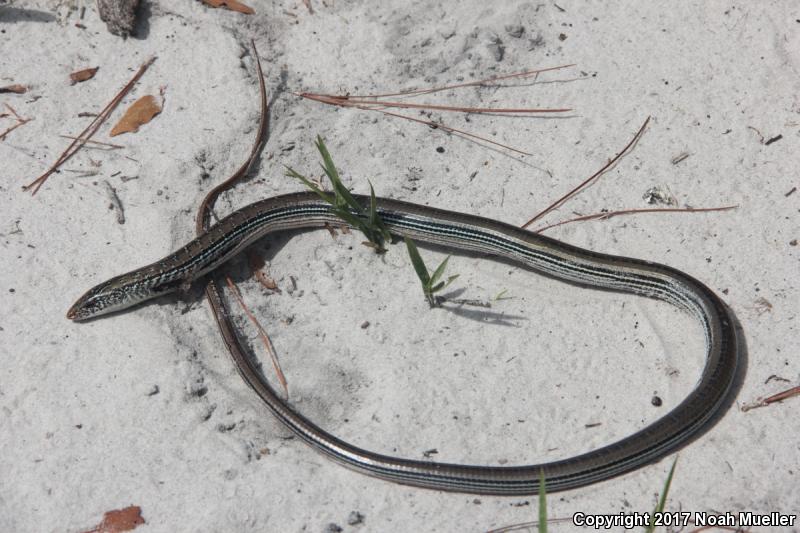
[1,1,798,532]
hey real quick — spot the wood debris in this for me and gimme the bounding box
[80,505,145,533]
[0,84,28,94]
[201,0,255,14]
[70,67,99,85]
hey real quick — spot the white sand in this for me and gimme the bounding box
[1,1,798,532]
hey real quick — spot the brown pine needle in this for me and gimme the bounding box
[23,56,156,195]
[533,205,738,233]
[294,66,576,157]
[346,64,576,99]
[0,103,33,141]
[741,384,800,412]
[347,104,533,156]
[59,135,125,149]
[196,44,267,230]
[296,92,571,115]
[521,116,651,229]
[4,103,24,121]
[0,118,33,141]
[225,277,288,396]
[763,385,800,404]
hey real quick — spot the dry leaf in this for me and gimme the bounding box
[71,67,99,85]
[80,505,145,533]
[110,95,161,137]
[202,0,255,14]
[0,84,28,94]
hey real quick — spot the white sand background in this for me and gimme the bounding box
[1,1,798,532]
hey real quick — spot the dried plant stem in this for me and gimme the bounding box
[59,135,125,149]
[296,92,570,115]
[741,385,800,412]
[364,107,534,156]
[347,64,575,99]
[0,103,32,141]
[225,277,288,396]
[521,116,651,228]
[533,205,738,233]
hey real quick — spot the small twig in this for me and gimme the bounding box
[358,106,533,156]
[102,180,125,224]
[764,134,782,146]
[0,118,33,141]
[0,103,33,141]
[4,104,24,121]
[0,84,28,94]
[346,64,575,99]
[302,0,313,14]
[741,384,800,412]
[671,152,690,165]
[23,56,156,195]
[59,135,125,149]
[521,116,651,228]
[746,125,765,143]
[225,277,288,396]
[296,92,571,115]
[64,168,100,178]
[533,205,738,233]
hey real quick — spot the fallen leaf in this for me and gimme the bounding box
[0,84,28,94]
[80,505,145,533]
[110,95,161,137]
[202,0,255,14]
[71,67,99,85]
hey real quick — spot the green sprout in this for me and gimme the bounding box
[645,457,678,533]
[493,288,512,301]
[538,469,548,533]
[285,135,391,252]
[404,237,459,307]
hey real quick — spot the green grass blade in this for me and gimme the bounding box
[429,255,451,287]
[538,469,547,533]
[331,208,363,230]
[645,457,678,533]
[368,180,381,230]
[315,136,363,213]
[405,238,430,286]
[285,165,335,205]
[442,274,459,290]
[370,183,392,244]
